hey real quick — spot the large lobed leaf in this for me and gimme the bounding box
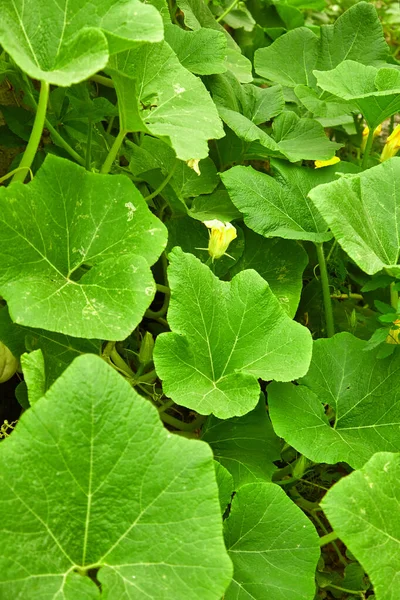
[0,355,233,599]
[0,0,164,86]
[224,482,320,599]
[201,398,281,489]
[108,41,224,161]
[254,2,389,88]
[314,61,400,128]
[222,159,359,243]
[154,248,312,419]
[322,452,400,600]
[309,158,400,276]
[0,155,167,339]
[268,333,400,469]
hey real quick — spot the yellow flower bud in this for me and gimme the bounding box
[186,159,201,175]
[361,124,382,152]
[314,156,341,169]
[380,125,400,162]
[204,219,237,260]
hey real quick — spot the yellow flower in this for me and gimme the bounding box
[204,219,237,260]
[361,124,382,152]
[380,125,400,162]
[314,156,341,169]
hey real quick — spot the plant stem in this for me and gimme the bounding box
[156,283,170,295]
[100,129,127,174]
[11,81,50,183]
[143,162,178,202]
[319,530,338,546]
[160,412,206,431]
[390,282,399,311]
[216,0,239,21]
[90,74,115,88]
[85,119,92,171]
[361,127,374,169]
[326,583,364,597]
[45,119,86,165]
[316,243,335,337]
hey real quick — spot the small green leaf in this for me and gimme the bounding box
[224,482,320,599]
[322,452,400,600]
[202,397,281,488]
[154,248,312,419]
[0,354,233,598]
[175,0,252,82]
[309,158,400,276]
[189,190,242,223]
[0,155,167,339]
[108,41,224,160]
[268,333,400,469]
[0,0,164,86]
[230,228,309,317]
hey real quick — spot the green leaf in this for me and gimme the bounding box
[154,248,312,419]
[214,461,234,513]
[201,397,281,488]
[218,109,341,163]
[255,2,389,89]
[224,482,320,599]
[322,452,400,600]
[174,0,252,83]
[255,27,319,88]
[209,72,285,124]
[230,228,309,317]
[129,137,219,199]
[0,0,164,86]
[272,111,342,162]
[0,306,101,390]
[20,349,45,405]
[268,333,400,469]
[0,155,167,339]
[316,2,389,71]
[294,85,356,128]
[108,41,224,160]
[164,25,227,75]
[309,158,400,276]
[189,190,242,223]
[314,61,400,128]
[0,354,233,598]
[222,159,360,243]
